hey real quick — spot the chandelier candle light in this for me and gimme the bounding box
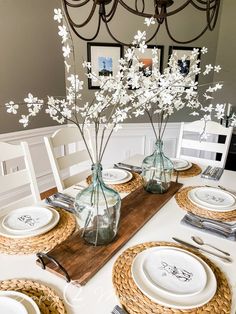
[5,9,236,242]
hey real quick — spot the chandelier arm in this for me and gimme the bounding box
[62,0,97,28]
[135,0,145,13]
[118,0,194,18]
[165,17,209,44]
[62,2,102,41]
[206,0,220,30]
[194,0,216,4]
[104,0,119,21]
[190,0,217,11]
[63,0,90,8]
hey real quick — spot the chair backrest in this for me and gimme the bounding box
[176,120,233,168]
[0,141,40,212]
[44,126,90,191]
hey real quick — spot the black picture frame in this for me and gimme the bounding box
[168,46,201,83]
[136,45,164,75]
[87,42,123,89]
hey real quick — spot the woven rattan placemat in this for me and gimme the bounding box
[173,163,202,178]
[112,242,231,314]
[0,208,76,255]
[0,279,67,313]
[86,172,143,193]
[175,186,236,221]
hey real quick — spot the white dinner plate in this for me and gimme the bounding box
[0,207,60,239]
[188,187,236,212]
[102,169,133,185]
[131,246,217,309]
[0,291,40,314]
[0,296,28,314]
[142,247,207,297]
[2,206,53,233]
[171,158,192,171]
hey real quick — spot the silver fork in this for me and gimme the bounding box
[218,185,236,196]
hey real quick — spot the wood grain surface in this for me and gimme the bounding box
[36,182,183,286]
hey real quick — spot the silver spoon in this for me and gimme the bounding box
[191,236,230,256]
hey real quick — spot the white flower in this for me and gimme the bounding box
[19,115,29,127]
[5,101,19,114]
[144,17,155,27]
[203,64,214,75]
[58,25,68,43]
[214,65,221,73]
[54,8,63,23]
[62,44,71,58]
[134,30,146,43]
[201,47,208,54]
[124,48,134,61]
[138,41,147,53]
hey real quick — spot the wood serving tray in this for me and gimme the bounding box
[36,181,183,286]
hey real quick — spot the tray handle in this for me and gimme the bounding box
[36,252,71,283]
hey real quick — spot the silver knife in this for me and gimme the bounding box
[172,237,232,263]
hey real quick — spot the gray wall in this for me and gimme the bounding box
[214,0,236,110]
[0,0,65,133]
[0,1,230,133]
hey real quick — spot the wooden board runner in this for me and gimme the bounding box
[36,181,182,286]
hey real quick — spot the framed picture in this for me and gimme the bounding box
[135,45,164,76]
[87,43,123,89]
[168,46,201,83]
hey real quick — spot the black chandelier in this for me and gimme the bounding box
[61,0,221,45]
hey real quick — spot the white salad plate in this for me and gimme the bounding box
[0,296,28,314]
[102,168,133,184]
[2,206,53,233]
[188,187,236,212]
[131,246,217,309]
[171,158,192,171]
[0,207,60,239]
[0,291,40,314]
[142,247,207,297]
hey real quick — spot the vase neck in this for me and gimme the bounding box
[154,140,163,153]
[91,163,103,183]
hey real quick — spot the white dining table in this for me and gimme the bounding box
[0,154,236,314]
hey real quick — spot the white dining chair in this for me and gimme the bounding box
[44,126,91,191]
[0,141,40,212]
[176,120,233,168]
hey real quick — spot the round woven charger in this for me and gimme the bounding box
[175,186,236,221]
[173,163,202,178]
[0,208,76,255]
[0,279,66,314]
[112,242,231,314]
[86,172,143,193]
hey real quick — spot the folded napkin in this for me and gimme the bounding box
[201,166,224,181]
[181,213,236,241]
[114,162,142,174]
[45,193,75,213]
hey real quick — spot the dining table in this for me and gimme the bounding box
[0,154,236,314]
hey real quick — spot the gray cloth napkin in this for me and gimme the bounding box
[181,213,236,241]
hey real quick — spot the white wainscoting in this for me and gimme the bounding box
[0,123,181,206]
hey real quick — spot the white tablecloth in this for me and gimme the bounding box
[0,155,236,314]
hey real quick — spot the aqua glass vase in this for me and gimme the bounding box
[74,163,121,246]
[142,140,174,194]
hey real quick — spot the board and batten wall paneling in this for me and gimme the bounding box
[0,123,181,206]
